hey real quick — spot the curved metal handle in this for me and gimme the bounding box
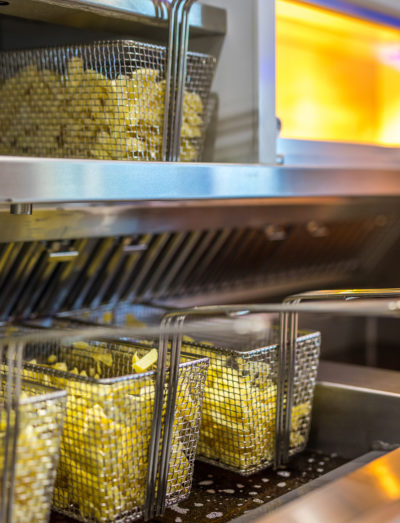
[161,0,198,161]
[284,288,400,304]
[276,287,400,469]
[144,313,185,520]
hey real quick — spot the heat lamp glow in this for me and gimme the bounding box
[276,0,400,146]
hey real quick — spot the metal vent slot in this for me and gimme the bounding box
[0,242,44,321]
[79,238,127,309]
[89,236,143,309]
[134,233,184,301]
[20,239,80,318]
[69,237,117,310]
[183,229,232,292]
[151,231,203,300]
[36,238,92,315]
[198,229,245,290]
[250,229,292,278]
[0,216,396,321]
[223,228,264,282]
[169,230,218,296]
[121,233,171,303]
[104,234,152,306]
[137,232,187,302]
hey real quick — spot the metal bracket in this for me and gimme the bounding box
[10,204,32,215]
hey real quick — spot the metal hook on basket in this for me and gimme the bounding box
[161,0,198,161]
[274,288,400,469]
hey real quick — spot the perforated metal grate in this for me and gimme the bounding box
[0,40,215,162]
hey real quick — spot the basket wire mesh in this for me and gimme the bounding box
[0,372,66,523]
[159,310,320,475]
[2,331,208,523]
[61,308,321,476]
[0,40,215,162]
[182,329,320,474]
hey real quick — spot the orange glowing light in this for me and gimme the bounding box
[368,461,400,499]
[276,0,400,145]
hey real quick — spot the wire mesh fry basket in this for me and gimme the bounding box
[7,332,208,523]
[57,305,320,475]
[183,331,319,474]
[0,40,216,162]
[158,311,321,476]
[0,377,66,523]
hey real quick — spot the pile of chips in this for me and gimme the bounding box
[0,57,204,161]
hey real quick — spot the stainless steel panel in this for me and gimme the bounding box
[258,448,400,523]
[2,199,399,242]
[3,158,400,203]
[0,211,398,318]
[278,139,400,167]
[229,452,386,523]
[309,361,400,458]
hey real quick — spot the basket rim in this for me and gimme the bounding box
[0,373,67,404]
[0,38,216,63]
[183,329,321,356]
[22,344,209,385]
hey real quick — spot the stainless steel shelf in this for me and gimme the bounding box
[0,0,226,38]
[1,157,400,204]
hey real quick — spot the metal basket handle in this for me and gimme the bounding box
[275,288,400,469]
[161,0,198,161]
[144,313,186,520]
[1,341,24,523]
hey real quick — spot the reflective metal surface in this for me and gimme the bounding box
[9,203,32,215]
[0,0,226,39]
[3,158,400,202]
[258,447,400,523]
[0,208,398,318]
[310,361,400,458]
[278,138,400,167]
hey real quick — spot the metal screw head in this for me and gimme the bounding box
[10,203,33,215]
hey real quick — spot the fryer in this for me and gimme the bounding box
[0,1,400,523]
